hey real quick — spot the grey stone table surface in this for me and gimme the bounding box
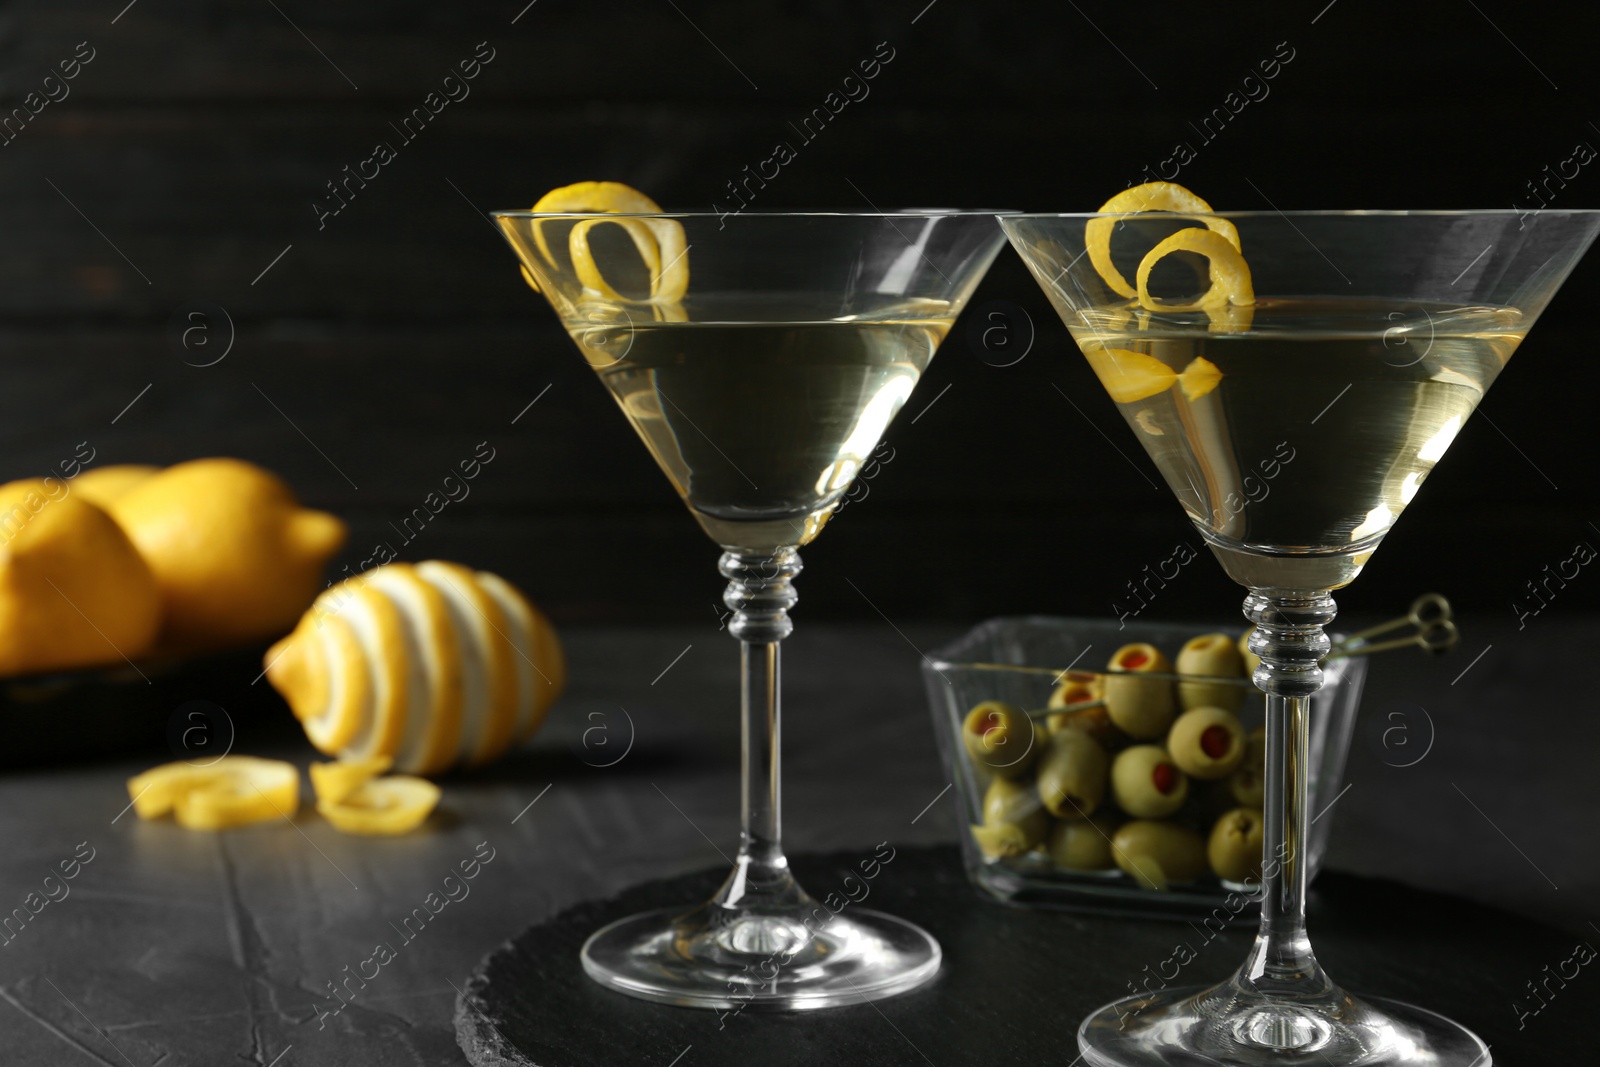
[0,614,1593,1065]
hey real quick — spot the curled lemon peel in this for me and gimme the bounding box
[1178,356,1223,401]
[128,757,300,831]
[1135,227,1255,312]
[1086,183,1242,299]
[525,181,688,304]
[309,755,392,806]
[317,775,440,835]
[1082,345,1178,403]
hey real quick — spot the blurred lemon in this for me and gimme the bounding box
[0,478,161,676]
[108,458,346,650]
[70,464,161,508]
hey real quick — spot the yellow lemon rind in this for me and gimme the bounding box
[1086,182,1242,298]
[1135,228,1255,313]
[309,755,394,806]
[317,776,441,836]
[1082,345,1179,404]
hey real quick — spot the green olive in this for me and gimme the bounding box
[1111,820,1208,889]
[1047,702,1120,747]
[961,700,1041,778]
[970,821,1035,859]
[1035,726,1109,819]
[1048,813,1119,871]
[1103,643,1176,740]
[982,775,1050,849]
[1167,706,1246,780]
[1208,807,1266,883]
[1048,673,1104,708]
[1110,744,1188,818]
[1238,628,1262,677]
[1176,632,1247,712]
[1228,726,1267,807]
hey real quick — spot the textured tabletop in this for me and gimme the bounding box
[0,616,1591,1064]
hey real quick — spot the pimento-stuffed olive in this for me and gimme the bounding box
[1176,632,1247,712]
[1208,807,1266,883]
[982,775,1051,850]
[1047,703,1119,747]
[1048,672,1104,708]
[1110,744,1189,818]
[1228,726,1267,807]
[1112,820,1208,888]
[1048,813,1119,871]
[1035,726,1109,819]
[1103,643,1176,740]
[1167,706,1246,779]
[961,700,1040,778]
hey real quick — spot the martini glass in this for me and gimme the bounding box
[1003,208,1599,1065]
[493,209,1007,1009]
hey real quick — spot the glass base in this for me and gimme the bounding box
[1078,983,1490,1066]
[580,902,941,1010]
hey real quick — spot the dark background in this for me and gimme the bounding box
[4,0,1599,629]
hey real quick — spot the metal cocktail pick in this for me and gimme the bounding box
[1027,593,1459,721]
[1323,593,1457,661]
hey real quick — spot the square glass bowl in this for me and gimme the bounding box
[924,616,1367,919]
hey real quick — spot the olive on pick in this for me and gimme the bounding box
[1048,813,1119,871]
[961,700,1040,778]
[1228,726,1267,808]
[1176,632,1247,712]
[1111,820,1208,889]
[1167,706,1246,780]
[1103,643,1176,740]
[1111,744,1189,818]
[1208,807,1266,883]
[1035,726,1109,819]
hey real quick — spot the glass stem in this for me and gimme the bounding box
[715,548,806,912]
[1240,590,1338,999]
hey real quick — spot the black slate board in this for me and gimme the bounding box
[0,643,285,769]
[456,845,1580,1066]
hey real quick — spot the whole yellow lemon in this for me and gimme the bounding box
[0,478,162,676]
[70,464,161,508]
[109,458,346,649]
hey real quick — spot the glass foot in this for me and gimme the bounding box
[580,902,941,1010]
[1078,983,1490,1066]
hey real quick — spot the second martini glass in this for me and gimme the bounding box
[495,209,1007,1009]
[1004,207,1599,1065]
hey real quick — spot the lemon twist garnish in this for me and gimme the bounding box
[1086,182,1252,315]
[1135,228,1254,312]
[1082,345,1178,403]
[525,181,688,304]
[1178,356,1223,400]
[1087,183,1243,298]
[1082,348,1224,404]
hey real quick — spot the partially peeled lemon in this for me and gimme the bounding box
[265,561,563,775]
